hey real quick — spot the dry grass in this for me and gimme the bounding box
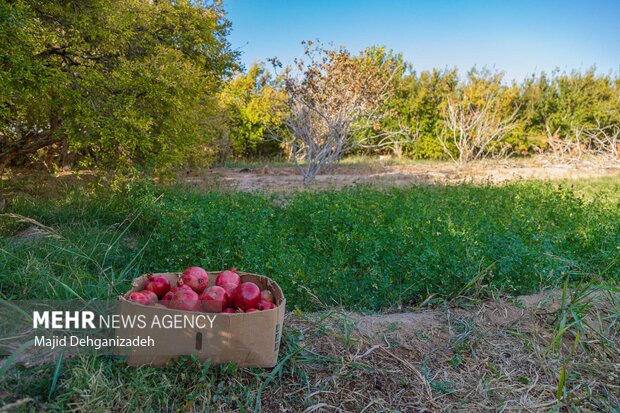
[2,156,618,197]
[258,288,619,412]
[205,156,619,192]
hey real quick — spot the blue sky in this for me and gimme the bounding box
[223,0,620,81]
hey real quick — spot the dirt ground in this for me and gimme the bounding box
[184,157,620,191]
[275,288,619,412]
[2,157,618,196]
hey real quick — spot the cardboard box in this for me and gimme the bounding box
[116,271,285,367]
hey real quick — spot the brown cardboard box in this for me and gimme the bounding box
[116,271,285,367]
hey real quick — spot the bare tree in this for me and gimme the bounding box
[439,89,519,165]
[271,43,402,184]
[355,120,418,158]
[545,124,582,163]
[581,121,620,160]
[546,120,619,163]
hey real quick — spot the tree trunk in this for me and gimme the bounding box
[0,114,62,171]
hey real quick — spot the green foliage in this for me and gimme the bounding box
[3,6,619,169]
[1,179,618,310]
[218,63,287,158]
[383,67,459,158]
[260,60,618,161]
[439,68,521,162]
[3,5,620,170]
[0,0,238,172]
[353,66,620,160]
[519,69,620,142]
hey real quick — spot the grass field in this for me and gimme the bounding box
[0,174,619,411]
[2,176,619,309]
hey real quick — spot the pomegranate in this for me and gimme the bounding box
[220,282,237,303]
[127,292,150,306]
[144,274,171,298]
[260,290,274,304]
[222,308,237,314]
[181,266,209,294]
[162,291,174,306]
[215,268,240,287]
[245,308,259,313]
[258,299,276,310]
[175,280,193,290]
[200,286,228,313]
[141,290,159,305]
[167,286,201,312]
[163,279,192,304]
[232,282,261,310]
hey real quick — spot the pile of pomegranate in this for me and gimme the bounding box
[126,267,276,313]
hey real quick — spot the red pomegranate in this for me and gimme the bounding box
[260,290,274,304]
[232,282,261,311]
[175,280,193,290]
[200,286,228,313]
[258,299,276,310]
[144,274,171,298]
[181,266,209,294]
[141,290,159,305]
[219,282,237,303]
[215,268,241,287]
[162,291,174,306]
[167,286,201,312]
[127,292,150,306]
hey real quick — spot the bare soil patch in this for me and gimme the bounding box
[184,157,620,191]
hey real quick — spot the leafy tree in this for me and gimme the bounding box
[518,69,620,159]
[217,63,286,159]
[348,46,409,156]
[548,69,618,135]
[393,68,459,158]
[0,0,237,172]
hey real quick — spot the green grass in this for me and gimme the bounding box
[1,177,618,310]
[0,333,313,411]
[0,175,619,411]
